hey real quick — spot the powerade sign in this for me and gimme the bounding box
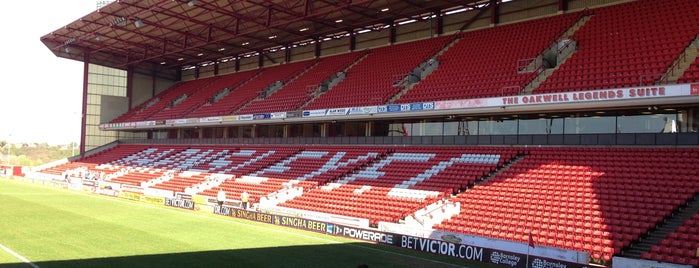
[164,198,194,210]
[333,225,395,244]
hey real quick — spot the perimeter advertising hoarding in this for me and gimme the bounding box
[214,207,590,268]
[164,197,195,210]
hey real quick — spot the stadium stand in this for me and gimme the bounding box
[535,0,699,93]
[396,12,581,102]
[38,0,699,267]
[38,144,699,266]
[111,78,214,123]
[237,52,365,114]
[678,55,699,84]
[187,60,317,117]
[148,70,262,120]
[642,213,699,266]
[304,36,452,110]
[436,147,699,262]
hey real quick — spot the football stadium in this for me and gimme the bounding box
[4,0,699,267]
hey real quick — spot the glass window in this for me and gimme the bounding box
[519,118,564,134]
[617,114,677,133]
[564,116,615,134]
[479,119,517,135]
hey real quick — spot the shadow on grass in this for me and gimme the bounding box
[0,242,482,268]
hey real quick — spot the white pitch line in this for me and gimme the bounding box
[0,243,39,268]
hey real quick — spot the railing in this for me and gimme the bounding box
[517,56,543,74]
[392,73,409,87]
[306,84,318,95]
[658,34,699,84]
[639,73,664,86]
[556,39,577,64]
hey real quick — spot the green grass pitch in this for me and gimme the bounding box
[0,179,495,268]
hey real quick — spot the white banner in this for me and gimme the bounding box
[302,109,328,117]
[436,84,694,110]
[271,112,287,119]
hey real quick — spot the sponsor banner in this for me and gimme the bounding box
[223,208,332,234]
[253,113,271,120]
[229,207,275,224]
[222,115,237,122]
[326,108,350,116]
[155,120,165,125]
[168,118,188,125]
[428,229,585,263]
[383,104,402,113]
[198,116,222,123]
[164,197,195,210]
[94,187,119,197]
[119,191,142,201]
[333,224,396,245]
[274,215,332,234]
[192,195,208,204]
[527,257,592,268]
[135,121,156,127]
[397,234,486,262]
[270,112,287,119]
[121,184,144,194]
[142,195,165,205]
[144,188,174,198]
[437,84,689,110]
[348,106,378,115]
[411,102,435,111]
[175,192,192,200]
[489,250,523,267]
[285,111,301,118]
[302,109,328,117]
[238,114,254,121]
[100,182,121,191]
[213,205,233,217]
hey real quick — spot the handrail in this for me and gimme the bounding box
[639,73,664,86]
[658,35,699,84]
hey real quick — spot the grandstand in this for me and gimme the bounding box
[37,0,699,267]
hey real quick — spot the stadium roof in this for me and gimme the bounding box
[41,0,490,73]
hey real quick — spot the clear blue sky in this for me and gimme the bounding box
[0,1,97,145]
